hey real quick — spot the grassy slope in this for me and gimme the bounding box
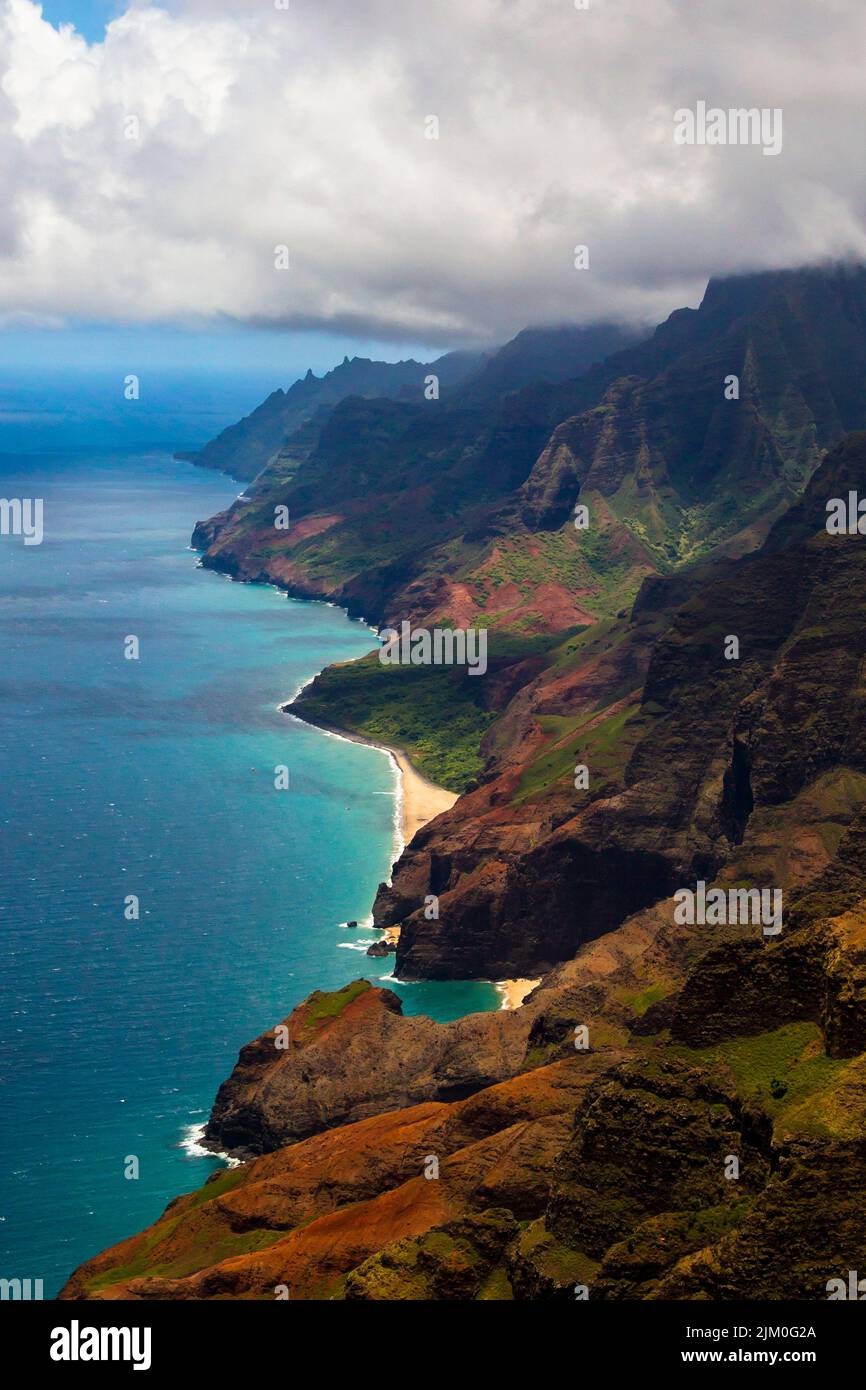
[295,631,569,791]
[294,652,497,791]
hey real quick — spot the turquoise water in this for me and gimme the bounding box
[0,445,498,1297]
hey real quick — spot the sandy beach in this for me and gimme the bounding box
[390,748,458,845]
[496,978,542,1010]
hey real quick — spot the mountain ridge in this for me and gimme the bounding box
[192,265,866,635]
[179,319,639,483]
[178,348,486,480]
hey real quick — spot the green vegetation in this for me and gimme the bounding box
[675,1023,852,1135]
[477,529,588,596]
[471,508,654,625]
[671,1197,753,1244]
[302,981,371,1030]
[514,701,641,804]
[516,1218,600,1287]
[87,1224,284,1292]
[616,1196,753,1265]
[184,1166,248,1211]
[296,652,494,790]
[296,631,569,792]
[621,981,676,1017]
[476,1265,514,1300]
[522,1043,559,1069]
[84,1165,270,1292]
[85,1184,286,1293]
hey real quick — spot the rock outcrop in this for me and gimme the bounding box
[203,981,532,1157]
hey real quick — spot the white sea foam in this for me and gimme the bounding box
[179,1122,242,1168]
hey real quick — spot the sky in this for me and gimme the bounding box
[0,316,441,378]
[39,0,121,43]
[2,0,866,377]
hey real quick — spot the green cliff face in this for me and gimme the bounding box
[194,266,866,616]
[388,432,866,980]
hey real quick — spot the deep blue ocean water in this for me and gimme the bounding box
[0,382,497,1296]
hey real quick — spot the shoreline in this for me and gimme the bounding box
[280,691,538,1013]
[194,555,456,853]
[280,697,458,855]
[495,978,542,1010]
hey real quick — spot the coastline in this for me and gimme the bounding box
[496,978,542,1011]
[389,747,460,845]
[280,696,458,852]
[281,690,538,1011]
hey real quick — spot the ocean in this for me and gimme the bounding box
[0,373,497,1297]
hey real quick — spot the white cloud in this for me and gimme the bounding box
[1,0,865,343]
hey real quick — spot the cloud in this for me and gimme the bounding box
[1,0,866,344]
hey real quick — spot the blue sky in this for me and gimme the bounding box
[39,0,125,43]
[0,320,442,379]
